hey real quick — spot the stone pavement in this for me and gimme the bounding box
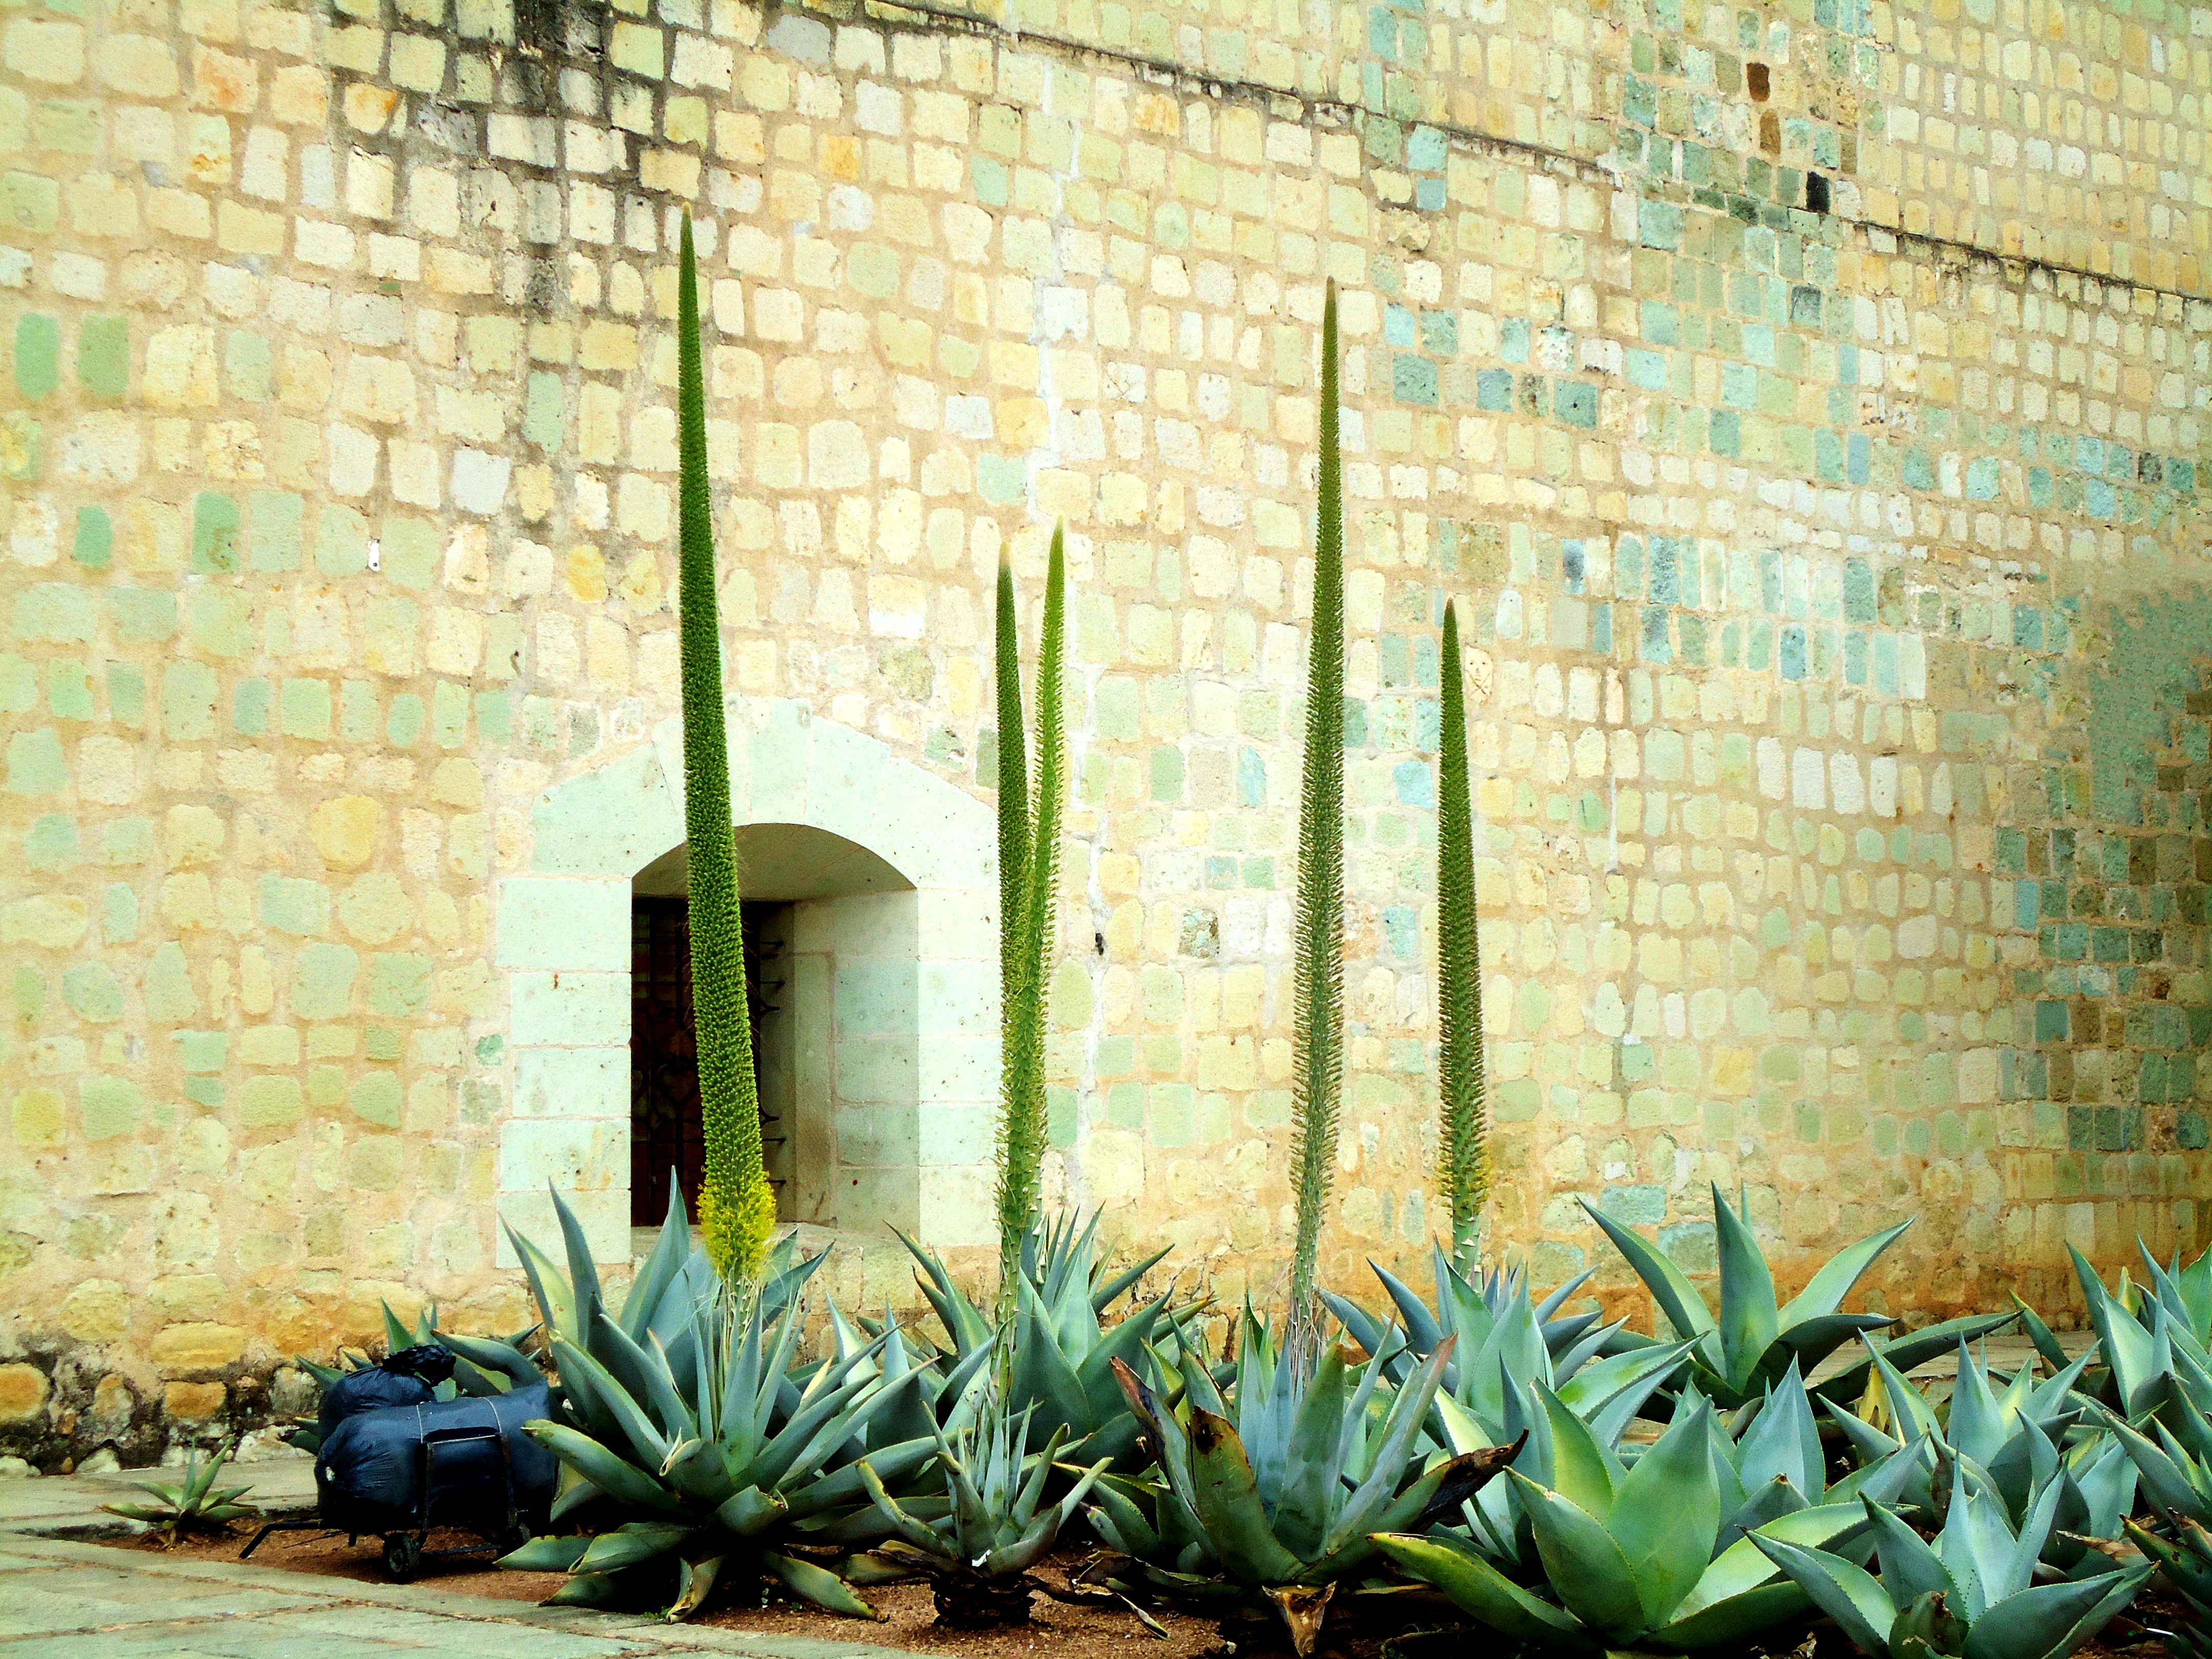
[0,1463,929,1659]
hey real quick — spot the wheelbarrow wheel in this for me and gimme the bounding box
[383,1533,422,1582]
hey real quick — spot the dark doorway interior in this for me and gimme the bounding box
[629,897,791,1226]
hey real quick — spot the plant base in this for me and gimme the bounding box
[933,1573,1036,1628]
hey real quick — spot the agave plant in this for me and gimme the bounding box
[900,1213,1189,1467]
[2071,1243,2212,1423]
[1096,1313,1516,1653]
[856,1380,1109,1627]
[101,1440,258,1544]
[1326,1244,1680,1420]
[1376,1392,1894,1652]
[1754,1465,2151,1659]
[1832,1335,2131,1568]
[1584,1184,2012,1408]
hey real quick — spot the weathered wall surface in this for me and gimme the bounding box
[1,0,2208,1461]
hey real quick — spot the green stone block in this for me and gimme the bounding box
[379,515,439,588]
[24,813,78,870]
[80,1076,142,1140]
[366,951,431,1017]
[432,679,469,747]
[183,1076,223,1107]
[146,942,200,1022]
[386,692,425,748]
[187,587,252,656]
[6,727,66,794]
[107,663,145,727]
[350,1072,403,1127]
[109,587,176,644]
[475,690,511,744]
[339,679,378,743]
[161,661,217,741]
[364,1024,401,1061]
[77,314,127,397]
[63,962,123,1021]
[100,882,137,942]
[12,581,95,642]
[46,656,92,719]
[280,676,332,738]
[12,313,58,401]
[224,329,271,401]
[847,242,900,299]
[315,504,370,576]
[240,1075,305,1128]
[191,491,242,573]
[232,677,270,736]
[71,504,111,567]
[522,371,564,448]
[290,942,359,1019]
[1151,1083,1196,1147]
[260,874,330,936]
[0,653,31,713]
[308,1065,346,1107]
[35,99,101,153]
[13,965,44,1022]
[247,491,302,571]
[99,817,152,862]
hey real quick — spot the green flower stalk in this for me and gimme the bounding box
[1287,282,1346,1334]
[993,527,1067,1307]
[675,216,774,1291]
[1436,598,1488,1263]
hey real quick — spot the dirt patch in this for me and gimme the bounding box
[112,1524,2176,1659]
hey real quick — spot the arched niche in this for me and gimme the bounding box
[494,699,997,1265]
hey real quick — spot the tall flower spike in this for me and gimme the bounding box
[1437,598,1488,1262]
[993,527,1067,1309]
[675,217,774,1292]
[1288,282,1346,1336]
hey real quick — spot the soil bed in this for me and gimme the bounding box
[110,1524,2172,1659]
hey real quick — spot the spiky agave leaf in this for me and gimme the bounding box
[675,215,773,1293]
[1435,597,1488,1264]
[1287,280,1346,1333]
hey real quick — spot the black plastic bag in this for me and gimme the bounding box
[314,1345,456,1443]
[315,1382,556,1537]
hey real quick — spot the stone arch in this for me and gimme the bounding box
[493,698,997,1264]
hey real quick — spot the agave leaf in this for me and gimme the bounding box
[524,1420,683,1513]
[382,1302,415,1358]
[1371,1260,1447,1356]
[1610,1401,1721,1628]
[550,1469,603,1525]
[856,1460,952,1561]
[1736,1363,1824,1500]
[505,1220,582,1351]
[1185,1408,1305,1584]
[1371,1532,1598,1650]
[1713,1189,1781,1395]
[762,1549,877,1618]
[1681,1498,1878,1622]
[784,1435,935,1522]
[1272,1345,1351,1561]
[1509,1470,1645,1639]
[545,1184,605,1337]
[553,1338,670,1469]
[1086,1473,1164,1558]
[201,1503,258,1523]
[438,1330,541,1388]
[594,1309,696,1443]
[546,1571,621,1606]
[1778,1216,1913,1328]
[2072,1244,2160,1405]
[99,1503,168,1523]
[621,1179,694,1343]
[1536,1383,1621,1520]
[1864,1492,1959,1607]
[1092,1242,1174,1316]
[1815,1313,2017,1410]
[1011,1273,1095,1431]
[1959,1567,2152,1659]
[892,1226,993,1356]
[1750,1535,1896,1655]
[577,1520,691,1575]
[500,1534,592,1572]
[1581,1198,1718,1355]
[668,1551,724,1621]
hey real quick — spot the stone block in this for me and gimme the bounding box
[495,1186,627,1267]
[494,877,629,970]
[529,743,678,875]
[513,1046,628,1118]
[498,1116,624,1192]
[509,971,628,1046]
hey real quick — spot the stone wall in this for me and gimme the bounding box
[0,0,2208,1461]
